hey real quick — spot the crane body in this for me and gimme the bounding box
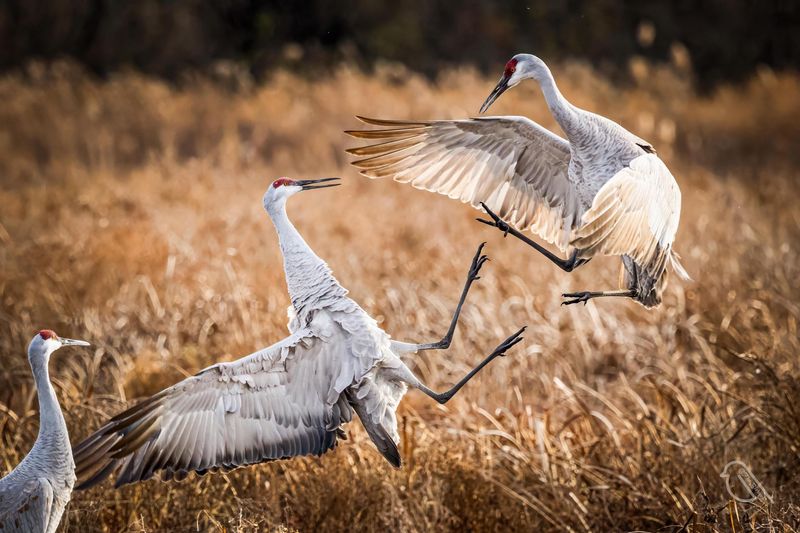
[0,331,90,533]
[347,54,688,308]
[73,178,525,488]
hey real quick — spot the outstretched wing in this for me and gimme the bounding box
[73,329,354,489]
[346,116,581,250]
[571,153,682,279]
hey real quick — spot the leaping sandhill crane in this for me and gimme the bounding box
[0,330,90,533]
[72,177,525,488]
[346,53,689,308]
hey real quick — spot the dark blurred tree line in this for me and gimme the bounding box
[0,0,797,89]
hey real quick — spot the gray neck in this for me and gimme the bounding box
[267,201,347,322]
[528,58,581,138]
[30,355,68,441]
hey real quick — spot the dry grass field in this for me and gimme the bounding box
[1,59,799,531]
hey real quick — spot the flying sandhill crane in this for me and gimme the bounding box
[346,53,689,308]
[72,177,525,488]
[0,330,90,533]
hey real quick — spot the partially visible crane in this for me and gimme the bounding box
[346,53,689,308]
[0,330,90,533]
[73,177,525,488]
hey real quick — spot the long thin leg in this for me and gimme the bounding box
[476,202,589,273]
[391,242,489,353]
[561,290,636,306]
[411,327,526,404]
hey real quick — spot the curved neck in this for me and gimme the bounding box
[30,356,68,441]
[529,61,580,137]
[267,201,347,321]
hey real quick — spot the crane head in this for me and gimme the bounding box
[480,53,537,113]
[27,329,90,361]
[263,177,341,209]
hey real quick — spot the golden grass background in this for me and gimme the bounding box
[1,59,799,531]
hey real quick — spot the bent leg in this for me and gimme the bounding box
[391,327,526,404]
[476,202,589,273]
[391,242,489,354]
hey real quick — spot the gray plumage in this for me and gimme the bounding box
[346,54,689,308]
[0,331,90,533]
[73,177,525,489]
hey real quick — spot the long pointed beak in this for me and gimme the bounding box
[296,177,341,191]
[479,76,510,114]
[61,338,90,347]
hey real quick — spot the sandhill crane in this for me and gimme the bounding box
[0,330,90,533]
[72,177,525,488]
[346,53,689,308]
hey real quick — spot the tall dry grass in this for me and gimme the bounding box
[1,59,799,532]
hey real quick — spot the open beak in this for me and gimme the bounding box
[479,76,510,114]
[296,177,341,191]
[61,338,90,347]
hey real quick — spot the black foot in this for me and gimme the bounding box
[490,326,527,357]
[468,242,490,282]
[476,202,510,237]
[561,291,592,306]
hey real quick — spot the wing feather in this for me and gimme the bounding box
[73,328,353,489]
[347,116,581,251]
[571,154,682,279]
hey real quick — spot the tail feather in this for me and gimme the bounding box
[670,250,691,281]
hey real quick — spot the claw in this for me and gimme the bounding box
[467,242,490,280]
[561,292,592,306]
[479,202,499,222]
[493,326,527,356]
[477,202,511,236]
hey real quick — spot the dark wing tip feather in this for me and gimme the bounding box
[374,425,401,468]
[107,390,167,424]
[73,392,167,489]
[344,127,428,142]
[355,116,427,127]
[385,443,401,468]
[636,142,657,154]
[75,460,120,491]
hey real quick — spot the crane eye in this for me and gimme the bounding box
[504,59,518,77]
[273,178,294,188]
[38,329,57,340]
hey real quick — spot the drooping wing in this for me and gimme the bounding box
[346,116,582,251]
[570,154,682,278]
[73,329,354,489]
[345,355,407,468]
[0,477,54,532]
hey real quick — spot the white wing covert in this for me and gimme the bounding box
[570,153,682,278]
